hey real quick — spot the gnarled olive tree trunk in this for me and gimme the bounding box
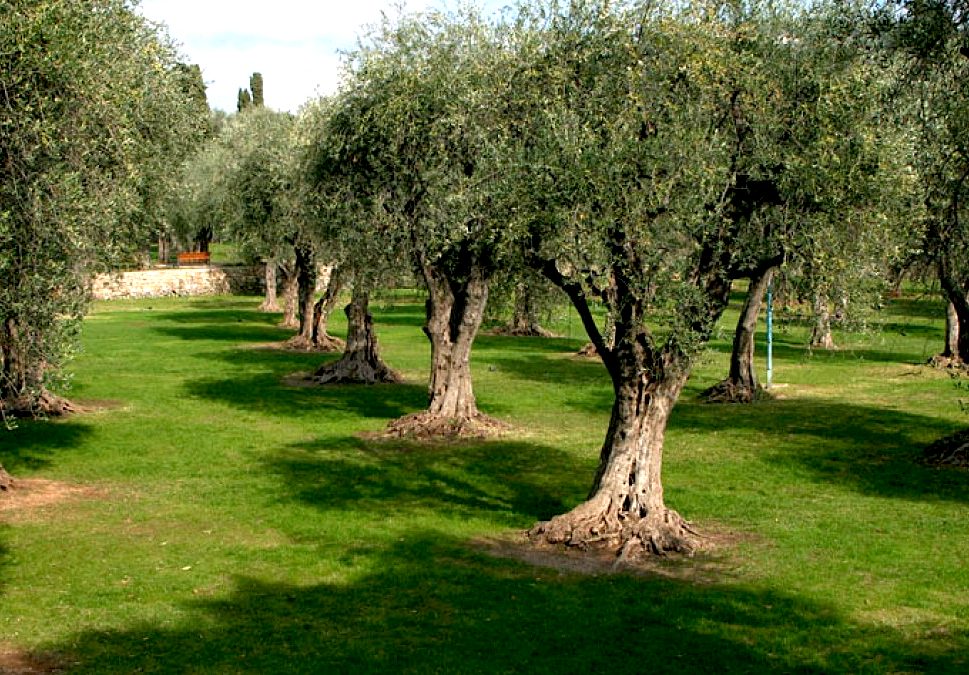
[810,291,836,349]
[386,254,501,437]
[278,261,299,329]
[313,288,400,385]
[932,294,969,368]
[530,346,699,560]
[1,318,74,417]
[257,258,280,312]
[425,270,486,420]
[285,243,320,350]
[498,282,555,337]
[311,266,346,352]
[527,253,733,560]
[703,267,775,403]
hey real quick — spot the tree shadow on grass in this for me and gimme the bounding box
[883,295,946,322]
[32,532,969,674]
[486,352,609,389]
[184,373,429,423]
[142,297,299,345]
[702,332,936,366]
[198,343,336,374]
[266,436,584,526]
[0,420,93,474]
[670,398,969,505]
[474,333,593,356]
[366,303,426,329]
[153,321,292,345]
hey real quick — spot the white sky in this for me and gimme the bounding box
[137,0,512,113]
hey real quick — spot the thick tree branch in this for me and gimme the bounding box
[530,252,619,376]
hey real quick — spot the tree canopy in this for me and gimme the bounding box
[0,0,209,416]
[888,0,969,363]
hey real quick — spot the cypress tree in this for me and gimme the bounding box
[250,72,264,107]
[237,87,252,112]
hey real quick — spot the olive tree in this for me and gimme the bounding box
[167,132,234,259]
[327,8,519,435]
[891,0,969,365]
[297,97,401,384]
[0,0,207,419]
[883,0,969,464]
[707,8,918,400]
[216,108,299,315]
[499,0,902,558]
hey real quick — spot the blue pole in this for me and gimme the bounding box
[766,279,774,389]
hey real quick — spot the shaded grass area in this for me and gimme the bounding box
[0,292,967,672]
[44,537,969,674]
[671,398,969,504]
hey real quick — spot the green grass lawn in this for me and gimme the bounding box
[1,290,967,673]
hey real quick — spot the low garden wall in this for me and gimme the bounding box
[90,265,264,300]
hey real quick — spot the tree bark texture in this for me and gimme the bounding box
[947,298,969,365]
[702,267,775,403]
[496,282,555,337]
[386,254,503,438]
[311,266,346,352]
[0,318,75,417]
[278,261,299,329]
[285,243,320,350]
[945,301,960,359]
[529,363,699,560]
[313,289,401,385]
[934,261,969,365]
[810,292,836,350]
[257,259,280,313]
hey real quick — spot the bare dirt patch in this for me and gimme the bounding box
[0,644,66,674]
[379,411,512,441]
[246,340,340,354]
[0,479,105,521]
[476,524,757,584]
[484,325,558,338]
[71,399,126,413]
[281,371,317,388]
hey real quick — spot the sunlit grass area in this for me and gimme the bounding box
[1,290,967,672]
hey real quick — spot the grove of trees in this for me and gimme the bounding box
[5,0,967,558]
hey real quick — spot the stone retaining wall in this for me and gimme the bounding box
[91,265,264,300]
